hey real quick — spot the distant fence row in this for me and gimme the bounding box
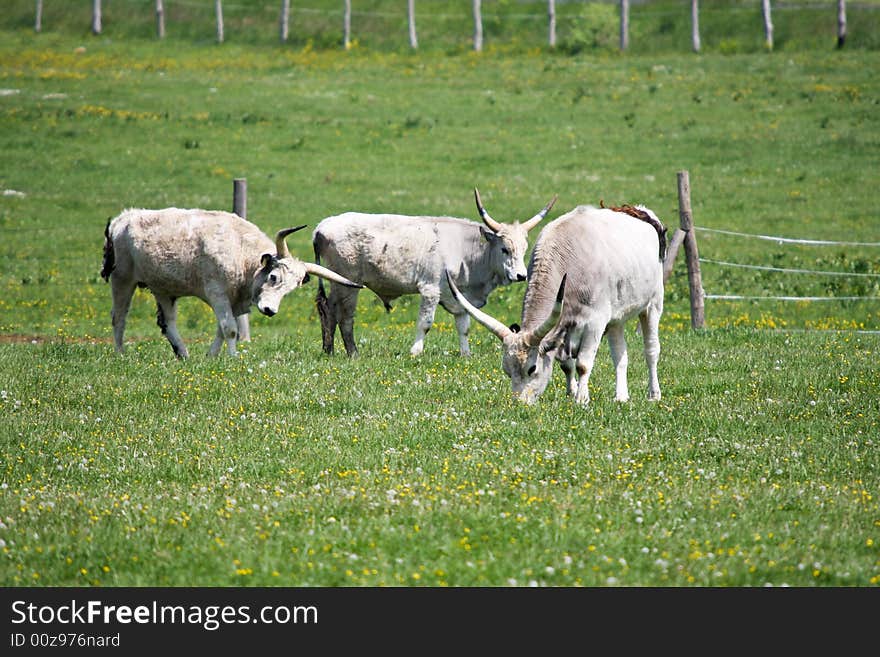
[27,0,868,51]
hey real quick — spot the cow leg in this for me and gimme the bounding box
[317,283,338,355]
[206,292,238,357]
[154,294,189,359]
[333,285,360,358]
[236,313,251,343]
[573,326,604,406]
[411,289,439,356]
[606,322,630,402]
[558,358,578,397]
[109,277,137,354]
[639,306,662,401]
[453,312,471,357]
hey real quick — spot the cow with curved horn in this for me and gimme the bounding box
[101,207,363,358]
[446,203,665,405]
[312,189,556,357]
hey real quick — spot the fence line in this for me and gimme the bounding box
[763,327,880,335]
[666,172,880,330]
[705,294,880,301]
[694,226,880,247]
[699,258,880,278]
[28,0,879,51]
[79,0,880,17]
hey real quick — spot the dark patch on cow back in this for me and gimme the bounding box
[600,201,668,261]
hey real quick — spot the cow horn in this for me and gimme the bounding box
[521,194,558,232]
[445,269,512,341]
[275,225,308,259]
[304,262,364,288]
[474,188,503,234]
[524,274,566,346]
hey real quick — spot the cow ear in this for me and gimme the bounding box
[480,226,497,243]
[509,323,521,333]
[302,273,311,285]
[260,254,273,268]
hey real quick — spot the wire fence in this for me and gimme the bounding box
[694,225,880,304]
[16,0,880,52]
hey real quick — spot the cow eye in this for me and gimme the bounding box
[269,274,278,285]
[527,364,537,376]
[501,247,510,255]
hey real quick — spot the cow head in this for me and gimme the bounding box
[474,188,557,284]
[446,270,565,404]
[253,226,363,317]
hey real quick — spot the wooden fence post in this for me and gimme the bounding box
[216,0,224,44]
[156,0,166,39]
[280,0,290,43]
[232,179,250,341]
[343,0,352,49]
[691,0,701,53]
[662,228,686,284]
[548,0,556,48]
[677,171,705,329]
[473,0,483,52]
[233,178,247,219]
[619,0,629,51]
[837,0,847,48]
[35,0,43,32]
[408,0,418,49]
[761,0,774,50]
[92,0,102,35]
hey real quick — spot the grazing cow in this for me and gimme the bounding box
[446,203,666,405]
[312,189,557,357]
[101,207,362,358]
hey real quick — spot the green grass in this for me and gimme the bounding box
[1,328,877,586]
[0,13,878,587]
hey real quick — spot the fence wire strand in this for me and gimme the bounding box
[700,258,880,278]
[695,226,880,247]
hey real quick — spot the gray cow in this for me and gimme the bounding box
[101,207,362,358]
[312,189,556,357]
[447,203,666,405]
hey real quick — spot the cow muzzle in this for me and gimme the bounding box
[259,306,276,317]
[515,389,539,405]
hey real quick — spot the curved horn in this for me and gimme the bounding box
[445,269,512,341]
[521,194,558,232]
[524,273,566,347]
[474,188,503,234]
[304,262,364,288]
[275,225,308,259]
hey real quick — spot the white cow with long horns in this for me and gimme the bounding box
[447,203,666,405]
[312,189,557,357]
[101,207,363,358]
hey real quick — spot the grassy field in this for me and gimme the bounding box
[0,5,878,587]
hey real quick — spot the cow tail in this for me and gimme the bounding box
[100,217,115,282]
[313,235,335,353]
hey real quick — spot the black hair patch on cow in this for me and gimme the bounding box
[100,218,115,281]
